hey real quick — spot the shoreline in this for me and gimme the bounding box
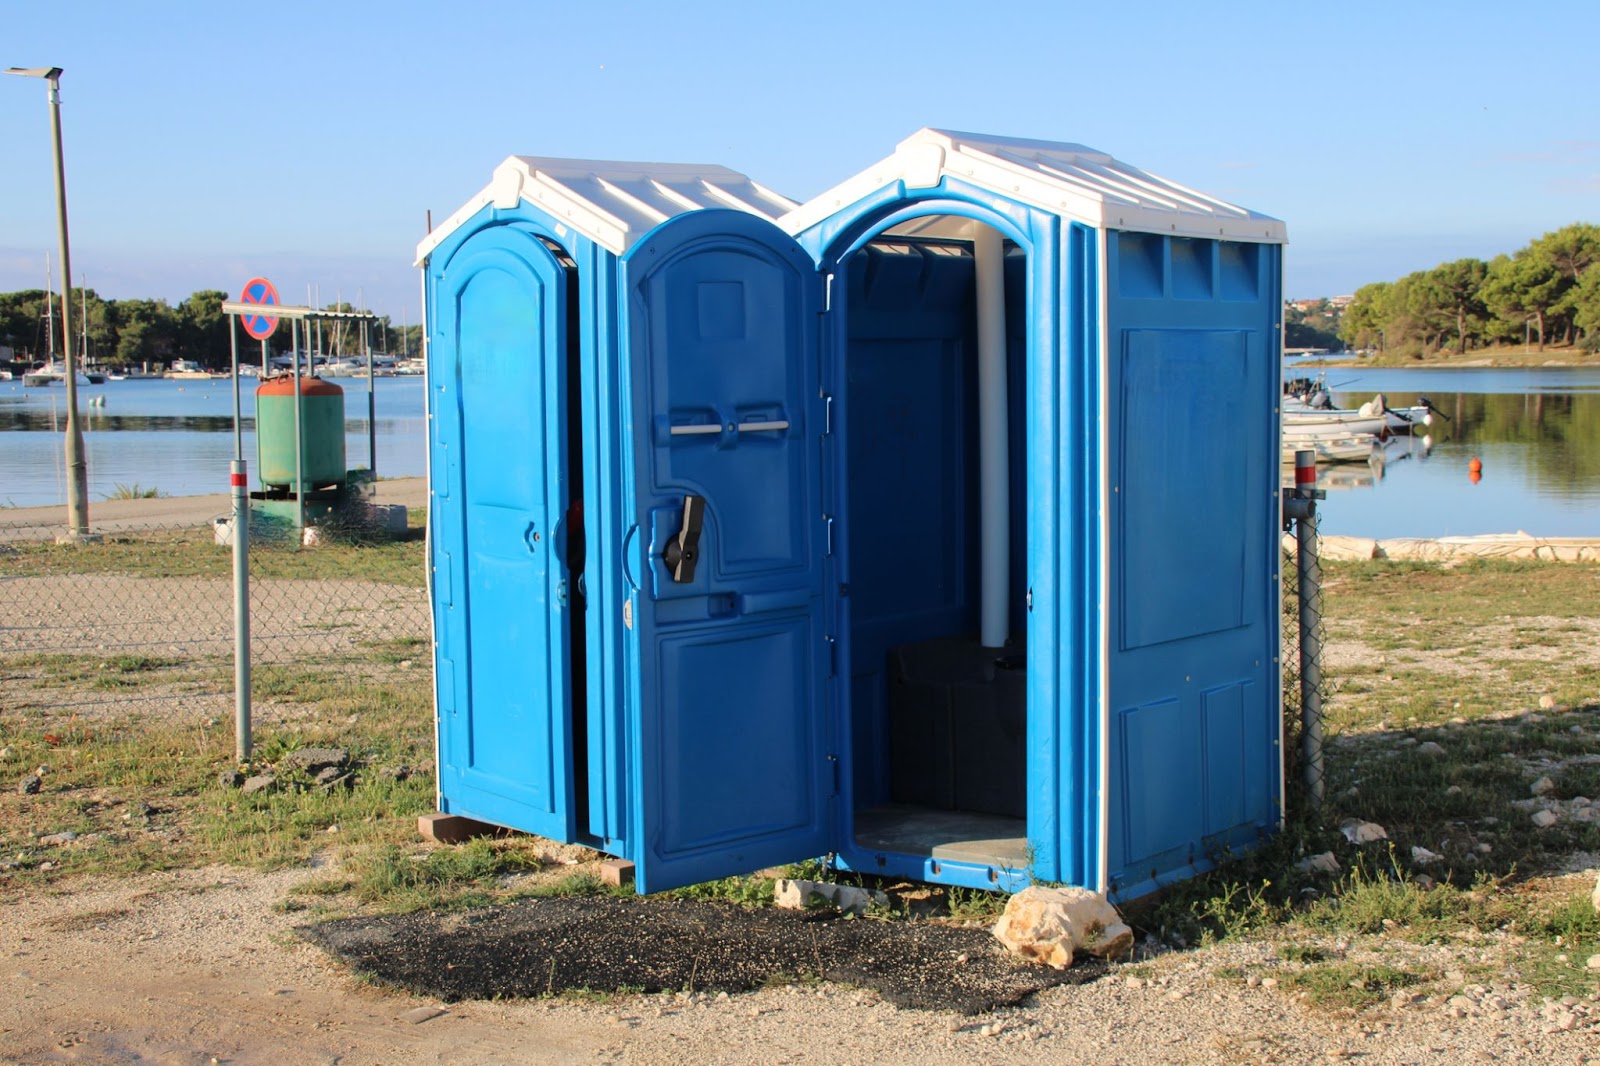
[0,476,427,540]
[1292,353,1597,371]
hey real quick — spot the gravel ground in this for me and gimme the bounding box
[4,864,1600,1065]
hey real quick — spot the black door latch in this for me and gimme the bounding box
[662,495,705,583]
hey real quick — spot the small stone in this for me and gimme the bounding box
[316,771,355,793]
[1446,785,1463,795]
[240,774,277,796]
[1532,776,1556,797]
[1477,843,1493,854]
[1295,851,1341,876]
[1412,845,1443,865]
[1539,695,1557,710]
[280,747,349,774]
[218,771,244,790]
[1246,974,1262,987]
[1260,978,1278,989]
[18,775,42,796]
[992,886,1134,969]
[39,831,78,846]
[1125,976,1144,989]
[35,764,51,775]
[1587,955,1600,970]
[399,1006,446,1024]
[1592,873,1600,915]
[1339,820,1388,844]
[1416,741,1446,757]
[1532,809,1558,829]
[0,746,11,759]
[1414,874,1436,890]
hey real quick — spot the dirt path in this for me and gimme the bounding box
[3,865,1598,1065]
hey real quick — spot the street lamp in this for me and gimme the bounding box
[7,65,88,536]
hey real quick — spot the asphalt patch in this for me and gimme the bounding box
[302,896,1105,1014]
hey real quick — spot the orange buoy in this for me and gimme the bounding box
[1468,456,1483,473]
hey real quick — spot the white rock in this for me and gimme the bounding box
[1416,741,1446,757]
[1531,809,1559,829]
[1539,695,1557,710]
[1411,846,1443,865]
[1587,954,1600,970]
[772,879,886,917]
[1591,872,1600,916]
[1340,820,1388,845]
[1295,852,1341,876]
[1445,785,1463,796]
[1531,776,1556,796]
[991,886,1134,970]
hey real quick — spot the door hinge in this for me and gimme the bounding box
[823,393,833,435]
[823,272,834,312]
[824,515,834,556]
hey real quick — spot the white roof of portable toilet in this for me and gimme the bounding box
[416,156,799,264]
[781,128,1286,244]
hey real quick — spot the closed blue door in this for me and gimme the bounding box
[431,224,574,842]
[621,210,832,892]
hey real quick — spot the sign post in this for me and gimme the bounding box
[230,277,280,764]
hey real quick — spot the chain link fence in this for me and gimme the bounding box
[1282,505,1326,817]
[6,505,1325,806]
[0,514,428,726]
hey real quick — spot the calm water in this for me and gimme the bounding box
[0,376,426,508]
[3,369,1597,540]
[1305,367,1600,539]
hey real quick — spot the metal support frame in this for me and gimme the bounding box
[214,299,383,759]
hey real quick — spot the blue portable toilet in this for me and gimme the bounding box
[419,130,1288,902]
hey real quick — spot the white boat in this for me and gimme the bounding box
[166,359,214,379]
[1284,381,1441,436]
[1283,407,1387,437]
[22,361,92,387]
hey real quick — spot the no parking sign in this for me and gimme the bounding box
[238,277,280,340]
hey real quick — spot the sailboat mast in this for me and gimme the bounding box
[45,251,55,361]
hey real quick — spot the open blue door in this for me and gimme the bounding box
[621,209,833,892]
[430,223,575,842]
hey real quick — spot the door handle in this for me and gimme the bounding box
[661,495,705,584]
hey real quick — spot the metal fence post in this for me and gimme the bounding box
[232,457,252,763]
[1286,448,1324,808]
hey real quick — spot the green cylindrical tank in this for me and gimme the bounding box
[256,375,346,492]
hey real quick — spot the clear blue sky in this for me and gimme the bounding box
[3,0,1595,323]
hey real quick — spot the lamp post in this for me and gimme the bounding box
[7,65,88,536]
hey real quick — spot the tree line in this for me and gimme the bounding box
[1336,223,1600,357]
[0,288,422,369]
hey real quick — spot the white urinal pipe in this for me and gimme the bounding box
[974,224,1009,649]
